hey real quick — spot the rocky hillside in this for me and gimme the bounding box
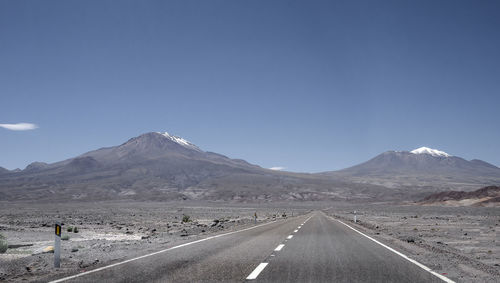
[320,147,500,192]
[420,186,500,207]
[0,132,393,202]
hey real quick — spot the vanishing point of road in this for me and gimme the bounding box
[49,211,453,283]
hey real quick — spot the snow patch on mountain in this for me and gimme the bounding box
[157,132,201,151]
[269,166,286,171]
[411,147,451,157]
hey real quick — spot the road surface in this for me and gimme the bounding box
[49,212,451,282]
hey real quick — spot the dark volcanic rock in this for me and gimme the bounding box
[421,186,500,206]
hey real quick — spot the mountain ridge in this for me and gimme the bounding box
[323,148,500,177]
[420,186,500,207]
[1,135,499,202]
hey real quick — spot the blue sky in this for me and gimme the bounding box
[1,0,499,172]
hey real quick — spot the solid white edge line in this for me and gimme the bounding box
[49,217,299,283]
[246,262,269,280]
[287,235,293,239]
[274,244,285,251]
[334,219,455,283]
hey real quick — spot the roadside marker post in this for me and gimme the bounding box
[354,211,357,223]
[55,222,61,268]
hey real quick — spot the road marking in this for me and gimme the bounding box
[274,244,285,251]
[294,229,298,233]
[246,263,268,280]
[287,235,293,239]
[334,219,455,283]
[49,218,294,283]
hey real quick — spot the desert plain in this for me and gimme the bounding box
[0,200,498,282]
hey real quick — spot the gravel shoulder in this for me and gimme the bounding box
[0,201,309,282]
[323,203,499,283]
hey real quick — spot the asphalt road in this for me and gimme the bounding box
[50,212,450,283]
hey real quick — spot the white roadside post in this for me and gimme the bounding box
[54,222,61,268]
[354,211,357,223]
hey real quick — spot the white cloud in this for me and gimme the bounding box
[0,123,38,131]
[269,166,286,171]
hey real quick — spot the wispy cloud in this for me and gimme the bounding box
[0,123,38,131]
[269,166,286,171]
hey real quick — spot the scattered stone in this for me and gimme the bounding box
[71,248,79,252]
[8,243,33,249]
[403,236,415,243]
[141,235,150,240]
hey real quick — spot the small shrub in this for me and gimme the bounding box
[61,235,70,241]
[73,227,79,233]
[67,226,73,232]
[0,233,7,253]
[182,214,191,223]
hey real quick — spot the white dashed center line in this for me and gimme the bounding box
[246,263,269,280]
[245,215,312,280]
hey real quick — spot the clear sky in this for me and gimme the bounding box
[1,0,499,172]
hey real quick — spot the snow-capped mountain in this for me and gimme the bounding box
[0,131,339,202]
[410,147,451,157]
[157,132,201,151]
[62,131,258,169]
[0,132,265,201]
[327,147,500,179]
[1,134,499,202]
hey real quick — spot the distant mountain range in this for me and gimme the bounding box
[1,133,499,202]
[324,146,500,178]
[321,146,500,193]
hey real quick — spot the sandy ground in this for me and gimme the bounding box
[0,201,309,282]
[324,203,499,283]
[0,201,498,282]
